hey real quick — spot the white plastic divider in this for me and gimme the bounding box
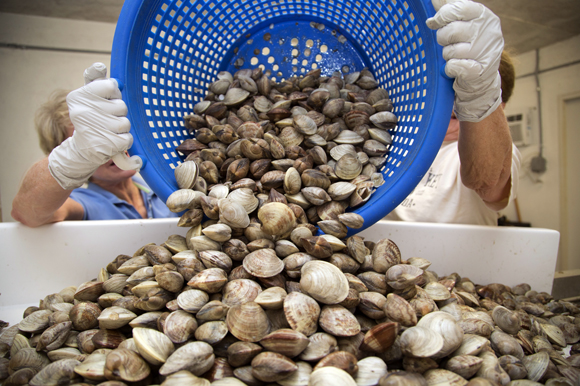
[0,219,559,326]
[359,221,560,294]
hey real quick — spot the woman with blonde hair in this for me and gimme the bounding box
[12,64,177,227]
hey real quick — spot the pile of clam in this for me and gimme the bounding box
[2,69,580,386]
[1,219,580,385]
[169,66,396,229]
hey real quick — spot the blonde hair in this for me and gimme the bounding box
[500,50,516,104]
[35,89,72,155]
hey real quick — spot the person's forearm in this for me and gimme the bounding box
[12,157,82,227]
[458,106,513,210]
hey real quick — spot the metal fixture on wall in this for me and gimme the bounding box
[531,49,547,174]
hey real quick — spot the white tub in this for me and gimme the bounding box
[0,219,559,326]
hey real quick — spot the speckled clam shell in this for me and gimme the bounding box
[222,279,262,307]
[318,305,361,337]
[258,202,297,237]
[243,248,284,278]
[300,260,349,305]
[284,292,320,337]
[163,310,198,344]
[226,302,271,343]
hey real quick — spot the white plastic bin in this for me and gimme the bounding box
[0,219,559,326]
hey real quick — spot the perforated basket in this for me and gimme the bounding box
[111,0,454,234]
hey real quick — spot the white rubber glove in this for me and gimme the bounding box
[48,63,139,190]
[427,0,504,122]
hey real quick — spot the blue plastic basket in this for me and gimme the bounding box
[111,0,454,235]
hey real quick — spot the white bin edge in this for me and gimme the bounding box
[0,219,559,326]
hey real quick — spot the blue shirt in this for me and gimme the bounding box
[69,176,178,220]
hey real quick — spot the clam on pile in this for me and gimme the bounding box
[1,69,580,386]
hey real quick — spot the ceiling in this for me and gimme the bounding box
[2,0,580,55]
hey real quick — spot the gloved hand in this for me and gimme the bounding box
[48,63,140,190]
[427,0,504,122]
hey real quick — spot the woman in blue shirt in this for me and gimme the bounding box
[12,65,177,226]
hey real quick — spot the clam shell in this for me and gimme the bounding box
[335,154,362,180]
[299,332,338,362]
[360,322,399,353]
[521,351,550,382]
[219,199,251,228]
[159,341,215,376]
[194,321,228,344]
[423,369,468,386]
[103,347,150,382]
[492,306,521,335]
[490,329,525,360]
[451,334,490,357]
[300,261,349,304]
[243,248,285,278]
[369,111,398,130]
[284,292,321,337]
[223,88,250,106]
[73,351,107,381]
[176,289,209,313]
[294,115,318,135]
[251,351,298,382]
[226,302,271,343]
[228,188,259,214]
[258,202,297,237]
[308,366,357,386]
[445,354,484,380]
[133,327,175,366]
[227,341,263,367]
[166,189,204,213]
[384,293,418,327]
[29,358,81,386]
[278,361,313,386]
[18,309,53,333]
[385,264,423,290]
[196,300,230,322]
[399,325,444,358]
[417,311,464,359]
[187,268,228,293]
[222,279,262,307]
[354,356,387,386]
[319,305,361,337]
[9,347,50,374]
[163,310,198,344]
[159,370,211,385]
[260,328,310,358]
[175,161,199,189]
[254,287,287,310]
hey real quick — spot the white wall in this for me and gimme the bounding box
[501,34,580,271]
[0,13,115,222]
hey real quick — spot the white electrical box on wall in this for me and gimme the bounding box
[506,108,534,147]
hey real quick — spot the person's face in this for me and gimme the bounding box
[91,159,137,184]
